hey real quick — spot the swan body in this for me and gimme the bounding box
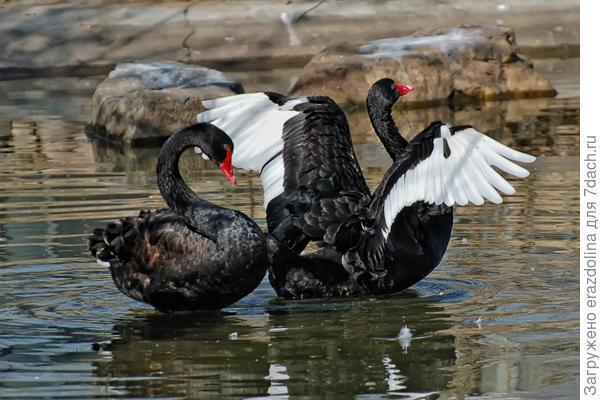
[197,78,535,299]
[88,123,269,312]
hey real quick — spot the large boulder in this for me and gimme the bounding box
[91,61,243,144]
[290,25,556,107]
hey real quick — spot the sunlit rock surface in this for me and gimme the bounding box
[290,25,557,107]
[91,61,243,144]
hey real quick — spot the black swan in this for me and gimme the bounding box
[196,78,535,299]
[88,123,271,312]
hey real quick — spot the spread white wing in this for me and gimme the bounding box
[198,93,305,207]
[381,124,535,237]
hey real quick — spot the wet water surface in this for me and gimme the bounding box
[0,61,579,399]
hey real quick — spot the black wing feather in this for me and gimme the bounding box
[266,96,371,252]
[88,209,216,304]
[355,121,450,276]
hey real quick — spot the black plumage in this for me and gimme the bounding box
[197,78,534,300]
[260,80,455,297]
[88,123,270,312]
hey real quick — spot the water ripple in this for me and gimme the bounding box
[0,88,579,399]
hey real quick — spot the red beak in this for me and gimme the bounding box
[219,149,237,185]
[394,84,414,96]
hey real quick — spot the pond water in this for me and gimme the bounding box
[0,58,579,399]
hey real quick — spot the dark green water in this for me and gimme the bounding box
[0,60,579,399]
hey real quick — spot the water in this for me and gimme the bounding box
[0,59,579,399]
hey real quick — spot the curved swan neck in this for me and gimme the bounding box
[157,128,217,219]
[367,96,408,161]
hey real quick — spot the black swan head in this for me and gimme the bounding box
[157,123,237,213]
[367,78,413,110]
[159,122,236,185]
[193,127,236,185]
[366,78,414,160]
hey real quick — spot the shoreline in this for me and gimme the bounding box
[0,0,580,80]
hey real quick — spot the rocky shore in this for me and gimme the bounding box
[1,0,579,143]
[0,0,579,79]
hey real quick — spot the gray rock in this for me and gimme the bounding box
[290,25,557,107]
[91,61,243,144]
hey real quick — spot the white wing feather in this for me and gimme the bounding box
[382,126,535,238]
[198,92,306,208]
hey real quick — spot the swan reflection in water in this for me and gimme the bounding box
[91,297,456,399]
